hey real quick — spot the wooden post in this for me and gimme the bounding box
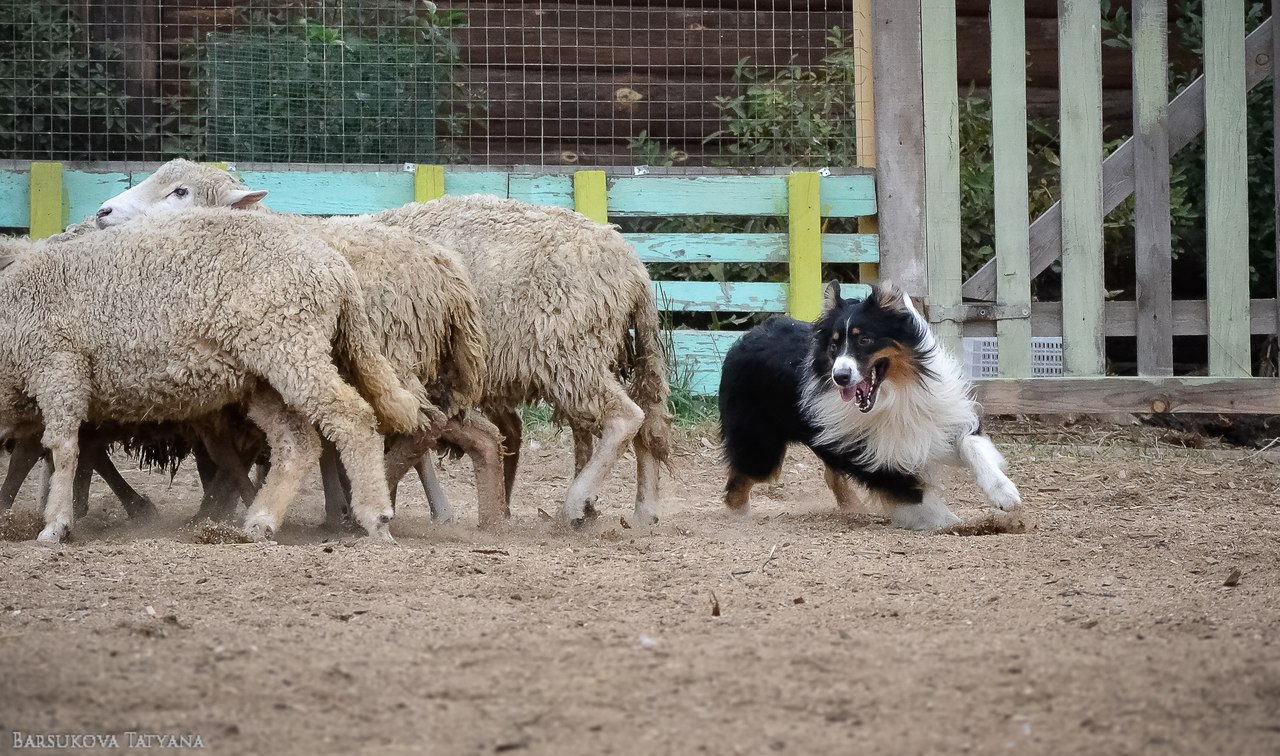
[414,165,445,203]
[1132,0,1174,376]
[991,0,1032,378]
[852,0,878,284]
[1058,0,1106,376]
[870,2,927,298]
[787,172,823,321]
[29,162,64,239]
[920,0,962,356]
[1204,0,1251,377]
[573,170,608,224]
[1275,0,1280,347]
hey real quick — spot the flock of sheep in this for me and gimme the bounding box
[0,160,673,544]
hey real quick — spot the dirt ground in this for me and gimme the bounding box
[1,419,1278,755]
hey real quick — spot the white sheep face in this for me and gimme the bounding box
[95,160,266,228]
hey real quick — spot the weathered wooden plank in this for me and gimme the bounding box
[963,18,1276,302]
[1132,0,1174,377]
[573,170,608,224]
[623,233,878,265]
[28,163,64,239]
[1204,0,1251,377]
[606,175,875,218]
[64,171,131,225]
[853,0,878,291]
[0,171,27,228]
[871,2,928,296]
[237,171,413,215]
[921,0,964,357]
[415,165,445,203]
[991,0,1033,378]
[959,299,1280,338]
[666,330,744,396]
[508,174,575,208]
[1057,0,1106,375]
[973,377,1280,415]
[1275,0,1280,344]
[652,281,789,313]
[445,171,510,198]
[787,172,824,322]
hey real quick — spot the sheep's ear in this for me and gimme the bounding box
[822,280,843,312]
[872,279,911,313]
[227,189,268,209]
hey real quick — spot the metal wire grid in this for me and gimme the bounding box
[1,0,857,166]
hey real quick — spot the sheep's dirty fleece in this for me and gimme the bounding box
[0,419,1278,755]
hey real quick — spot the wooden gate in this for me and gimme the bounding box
[871,1,1280,414]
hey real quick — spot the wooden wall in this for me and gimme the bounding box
[81,0,1158,164]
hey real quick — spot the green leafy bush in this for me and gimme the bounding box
[0,2,145,160]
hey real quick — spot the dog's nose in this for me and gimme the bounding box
[832,368,853,386]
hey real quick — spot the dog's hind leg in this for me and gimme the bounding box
[724,470,757,513]
[823,466,865,512]
[956,434,1021,511]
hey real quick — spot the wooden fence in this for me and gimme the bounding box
[872,2,1280,415]
[0,162,877,396]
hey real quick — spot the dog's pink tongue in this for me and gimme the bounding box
[840,386,857,402]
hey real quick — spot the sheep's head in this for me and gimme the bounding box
[95,159,267,228]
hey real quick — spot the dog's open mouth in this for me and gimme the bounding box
[838,360,887,412]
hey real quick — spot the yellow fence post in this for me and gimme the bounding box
[573,170,608,224]
[787,172,823,321]
[28,162,64,239]
[414,165,445,203]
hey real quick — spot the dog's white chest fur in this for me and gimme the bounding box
[805,348,978,474]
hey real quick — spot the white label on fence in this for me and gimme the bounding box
[633,166,650,176]
[817,167,832,177]
[403,162,417,173]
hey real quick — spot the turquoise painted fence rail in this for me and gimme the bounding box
[0,163,878,397]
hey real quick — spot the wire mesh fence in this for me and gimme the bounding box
[0,0,860,167]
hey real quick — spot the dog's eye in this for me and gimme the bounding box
[828,341,837,354]
[857,336,873,346]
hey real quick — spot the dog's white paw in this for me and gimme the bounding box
[986,477,1022,511]
[890,500,962,531]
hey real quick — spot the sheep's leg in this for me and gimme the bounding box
[319,439,356,531]
[489,408,522,506]
[0,438,43,510]
[632,433,662,526]
[439,413,505,530]
[71,446,95,520]
[197,425,260,505]
[571,427,594,477]
[241,388,322,542]
[35,456,52,513]
[415,458,454,523]
[559,385,644,526]
[31,355,90,544]
[90,452,158,520]
[188,447,239,524]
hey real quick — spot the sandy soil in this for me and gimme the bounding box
[1,420,1278,755]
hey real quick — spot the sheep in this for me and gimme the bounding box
[95,161,505,528]
[97,162,674,527]
[0,208,419,543]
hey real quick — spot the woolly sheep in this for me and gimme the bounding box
[98,163,674,527]
[0,208,419,543]
[97,161,505,528]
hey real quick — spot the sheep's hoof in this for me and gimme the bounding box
[244,520,277,543]
[125,497,159,521]
[567,497,601,529]
[36,522,69,545]
[633,502,660,527]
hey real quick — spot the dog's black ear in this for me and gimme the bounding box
[822,280,842,312]
[872,279,911,314]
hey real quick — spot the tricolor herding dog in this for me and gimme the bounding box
[717,280,1021,530]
